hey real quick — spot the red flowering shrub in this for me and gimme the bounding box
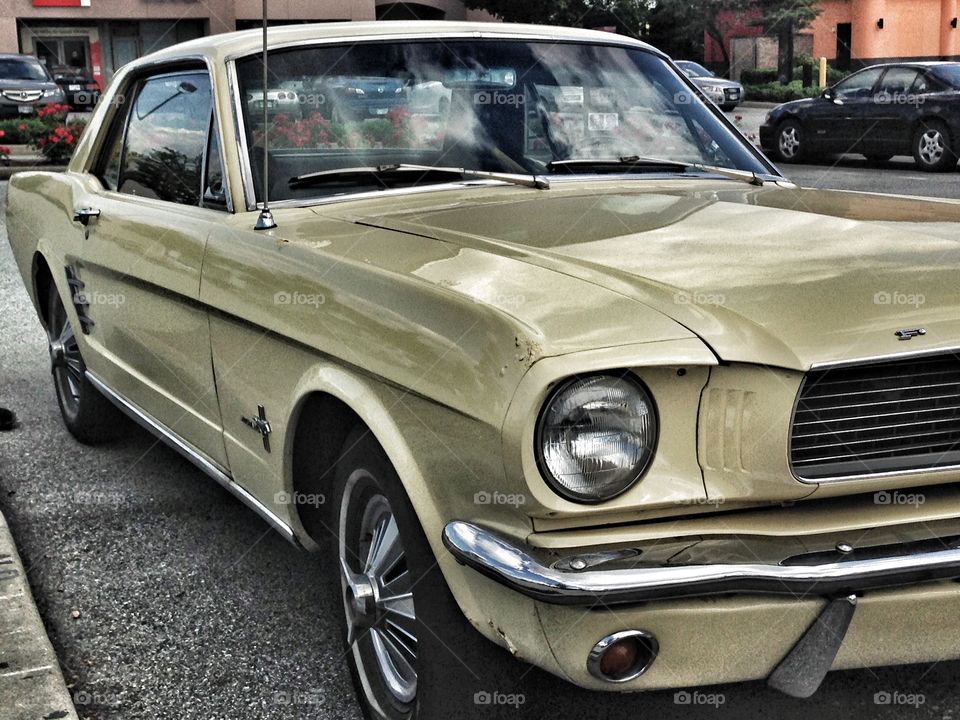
[253,108,441,150]
[27,104,86,164]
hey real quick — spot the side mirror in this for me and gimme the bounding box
[821,88,832,100]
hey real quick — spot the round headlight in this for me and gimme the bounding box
[536,374,658,503]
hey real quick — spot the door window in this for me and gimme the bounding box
[107,71,213,206]
[833,68,883,101]
[877,68,920,100]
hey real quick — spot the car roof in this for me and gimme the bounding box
[861,61,960,70]
[136,20,661,65]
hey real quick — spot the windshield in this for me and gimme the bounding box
[677,61,712,78]
[931,64,960,89]
[236,40,771,202]
[0,58,50,82]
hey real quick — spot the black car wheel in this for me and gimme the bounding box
[327,429,529,720]
[720,103,737,112]
[913,120,957,172]
[47,284,125,444]
[774,120,805,163]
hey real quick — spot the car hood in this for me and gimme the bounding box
[692,77,741,89]
[0,78,58,91]
[769,97,816,116]
[335,182,960,371]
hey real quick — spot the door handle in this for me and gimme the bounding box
[73,207,101,226]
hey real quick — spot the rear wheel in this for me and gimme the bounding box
[913,120,957,172]
[47,284,124,444]
[773,120,806,163]
[328,429,527,719]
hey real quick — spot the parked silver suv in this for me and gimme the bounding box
[0,53,66,119]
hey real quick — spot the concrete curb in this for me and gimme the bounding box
[0,166,67,181]
[738,101,778,109]
[0,509,79,720]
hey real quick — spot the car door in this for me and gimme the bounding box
[811,67,883,154]
[871,66,921,153]
[70,67,231,467]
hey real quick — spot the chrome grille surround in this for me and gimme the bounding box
[790,351,960,481]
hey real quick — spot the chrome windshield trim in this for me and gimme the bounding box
[227,59,258,211]
[86,370,298,546]
[442,520,960,605]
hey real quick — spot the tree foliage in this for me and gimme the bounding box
[647,0,751,72]
[463,0,652,38]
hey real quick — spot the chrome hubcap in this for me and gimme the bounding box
[340,480,417,707]
[918,130,945,165]
[779,126,800,158]
[50,318,83,403]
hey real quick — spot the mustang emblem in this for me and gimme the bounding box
[895,328,927,341]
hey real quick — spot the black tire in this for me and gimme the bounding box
[912,120,957,172]
[720,103,737,112]
[772,119,806,163]
[327,428,527,720]
[47,283,124,444]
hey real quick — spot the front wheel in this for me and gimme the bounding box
[913,121,957,172]
[47,284,124,444]
[329,429,527,720]
[773,120,806,163]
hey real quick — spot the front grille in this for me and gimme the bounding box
[2,89,42,102]
[791,353,960,480]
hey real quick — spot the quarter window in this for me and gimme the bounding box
[111,71,213,205]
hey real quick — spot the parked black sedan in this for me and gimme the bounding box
[760,62,960,171]
[49,65,100,110]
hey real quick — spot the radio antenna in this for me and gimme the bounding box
[254,0,277,230]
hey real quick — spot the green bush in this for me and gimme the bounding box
[743,80,822,103]
[741,68,779,85]
[0,117,48,144]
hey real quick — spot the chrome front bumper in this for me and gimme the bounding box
[442,521,960,606]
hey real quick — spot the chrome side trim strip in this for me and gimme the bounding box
[86,371,298,546]
[443,520,960,605]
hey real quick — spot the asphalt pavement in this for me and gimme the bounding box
[3,166,960,718]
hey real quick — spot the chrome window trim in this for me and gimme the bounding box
[86,370,298,546]
[84,54,235,213]
[790,348,960,484]
[225,33,780,212]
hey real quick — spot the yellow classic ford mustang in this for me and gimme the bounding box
[6,20,960,719]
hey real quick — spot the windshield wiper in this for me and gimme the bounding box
[289,164,549,190]
[547,156,768,186]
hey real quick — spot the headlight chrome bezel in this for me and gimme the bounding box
[534,372,659,505]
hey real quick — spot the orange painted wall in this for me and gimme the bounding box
[807,0,852,59]
[719,0,960,65]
